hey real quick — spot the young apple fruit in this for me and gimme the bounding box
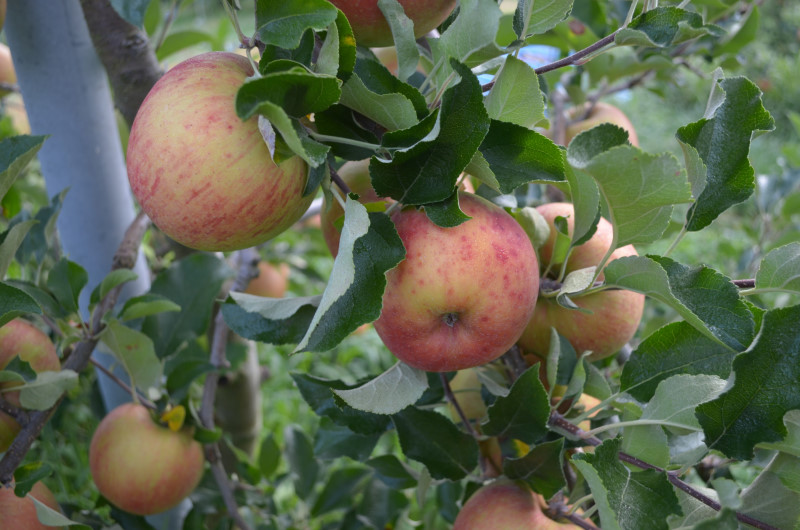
[517,202,644,361]
[89,403,205,516]
[0,43,17,98]
[447,368,487,422]
[329,0,457,47]
[374,192,539,372]
[564,102,639,147]
[0,319,60,452]
[127,52,312,251]
[245,261,290,298]
[0,481,61,530]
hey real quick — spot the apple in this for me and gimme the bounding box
[321,159,391,257]
[454,480,580,529]
[126,52,313,252]
[89,403,205,516]
[563,102,639,147]
[373,192,539,372]
[447,368,487,422]
[244,261,290,298]
[0,481,62,530]
[329,0,457,47]
[0,43,17,99]
[0,319,60,453]
[517,202,644,362]
[4,95,31,134]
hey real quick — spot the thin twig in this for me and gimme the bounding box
[440,373,479,439]
[89,357,157,411]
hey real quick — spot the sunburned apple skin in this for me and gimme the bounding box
[374,192,539,372]
[127,52,311,251]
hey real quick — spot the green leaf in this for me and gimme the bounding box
[236,64,342,119]
[339,73,419,132]
[479,120,566,193]
[621,321,737,402]
[313,104,379,160]
[332,361,428,415]
[17,370,79,410]
[155,30,215,61]
[13,462,53,498]
[109,0,150,27]
[481,363,549,444]
[513,0,573,38]
[222,293,320,345]
[677,77,775,231]
[0,220,36,278]
[367,454,417,489]
[0,282,43,326]
[697,304,800,459]
[377,0,419,82]
[754,242,800,295]
[291,373,390,435]
[296,199,404,352]
[14,189,67,265]
[311,466,371,517]
[142,253,232,358]
[46,258,88,315]
[737,453,800,529]
[0,135,47,202]
[284,424,319,500]
[422,191,471,228]
[118,293,181,321]
[503,438,567,499]
[254,102,329,167]
[258,434,281,477]
[30,495,84,527]
[313,417,380,460]
[352,50,428,118]
[484,55,546,129]
[615,7,723,47]
[89,269,138,307]
[99,320,163,393]
[604,255,755,351]
[567,132,692,246]
[572,438,682,530]
[439,0,502,64]
[332,10,356,82]
[391,406,479,480]
[255,0,339,49]
[316,16,342,77]
[712,5,759,58]
[370,61,490,205]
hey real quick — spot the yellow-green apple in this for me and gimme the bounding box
[0,481,61,530]
[321,159,391,257]
[0,319,60,453]
[517,202,644,362]
[89,403,205,515]
[374,192,539,372]
[0,43,17,98]
[244,261,290,298]
[454,480,580,529]
[126,52,312,251]
[329,0,457,47]
[564,102,639,147]
[447,368,487,422]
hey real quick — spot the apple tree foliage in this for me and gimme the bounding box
[1,0,799,528]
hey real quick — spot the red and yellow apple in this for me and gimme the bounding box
[0,481,61,530]
[245,261,290,298]
[0,43,17,99]
[454,480,580,529]
[330,0,457,47]
[563,102,639,147]
[517,202,644,362]
[126,52,312,251]
[374,192,539,372]
[89,403,205,516]
[0,319,60,453]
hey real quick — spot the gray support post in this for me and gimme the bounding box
[5,1,185,528]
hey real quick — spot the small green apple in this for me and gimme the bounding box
[374,192,539,372]
[517,202,645,361]
[89,403,205,516]
[127,52,313,251]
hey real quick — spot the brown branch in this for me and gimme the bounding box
[548,412,780,530]
[329,164,352,196]
[733,279,756,289]
[79,0,163,127]
[0,212,151,487]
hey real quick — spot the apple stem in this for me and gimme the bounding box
[440,373,479,440]
[219,0,247,44]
